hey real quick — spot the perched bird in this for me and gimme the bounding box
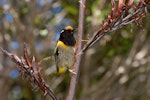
[54,26,76,74]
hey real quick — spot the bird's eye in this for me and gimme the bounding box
[71,31,74,34]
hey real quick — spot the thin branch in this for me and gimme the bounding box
[0,45,57,100]
[67,0,86,100]
[81,0,150,53]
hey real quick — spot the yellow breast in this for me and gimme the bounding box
[56,41,70,49]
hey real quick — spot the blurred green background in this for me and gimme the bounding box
[0,0,150,100]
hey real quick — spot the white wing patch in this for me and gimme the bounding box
[61,29,64,33]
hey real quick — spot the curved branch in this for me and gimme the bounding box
[0,46,57,100]
[81,0,150,53]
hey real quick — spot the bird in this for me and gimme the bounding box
[54,26,76,74]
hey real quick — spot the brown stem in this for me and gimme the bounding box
[67,0,86,100]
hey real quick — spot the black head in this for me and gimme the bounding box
[59,26,76,46]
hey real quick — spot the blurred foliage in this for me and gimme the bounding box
[0,0,150,100]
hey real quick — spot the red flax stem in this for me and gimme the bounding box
[0,47,57,100]
[67,0,86,100]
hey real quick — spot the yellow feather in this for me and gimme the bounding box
[56,41,70,49]
[58,66,67,74]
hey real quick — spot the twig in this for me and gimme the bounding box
[81,0,150,53]
[67,0,150,99]
[0,45,57,100]
[67,0,86,100]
